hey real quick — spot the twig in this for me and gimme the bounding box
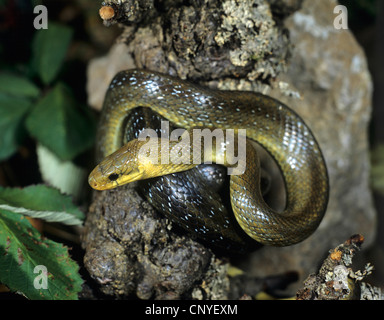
[296,234,383,300]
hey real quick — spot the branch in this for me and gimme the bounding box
[297,235,383,300]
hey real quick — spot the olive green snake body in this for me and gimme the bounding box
[89,69,329,247]
[115,107,257,250]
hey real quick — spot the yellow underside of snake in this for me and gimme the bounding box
[88,69,329,247]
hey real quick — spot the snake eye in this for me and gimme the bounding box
[108,173,119,181]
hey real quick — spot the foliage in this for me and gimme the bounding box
[0,185,84,225]
[0,21,96,162]
[26,82,95,160]
[0,185,84,299]
[0,20,94,299]
[31,23,73,86]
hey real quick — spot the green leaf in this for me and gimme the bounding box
[0,185,85,223]
[31,22,73,85]
[0,209,83,299]
[0,204,83,225]
[25,82,96,161]
[0,94,33,161]
[36,143,87,198]
[0,73,40,98]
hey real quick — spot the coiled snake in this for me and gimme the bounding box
[88,69,329,247]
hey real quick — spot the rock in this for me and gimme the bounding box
[82,185,221,299]
[86,42,135,110]
[235,0,376,292]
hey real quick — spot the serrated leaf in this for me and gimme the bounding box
[0,72,40,98]
[25,83,96,161]
[0,94,33,160]
[0,204,83,226]
[31,23,73,85]
[0,209,83,299]
[0,185,85,223]
[36,143,87,198]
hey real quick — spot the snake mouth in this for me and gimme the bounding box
[88,167,144,191]
[88,173,105,190]
[87,165,117,190]
[116,169,143,185]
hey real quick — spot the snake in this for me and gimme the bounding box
[88,69,329,247]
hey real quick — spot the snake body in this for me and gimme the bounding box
[89,69,329,247]
[122,108,257,250]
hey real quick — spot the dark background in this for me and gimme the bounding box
[338,0,384,285]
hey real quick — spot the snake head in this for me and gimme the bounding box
[88,141,145,190]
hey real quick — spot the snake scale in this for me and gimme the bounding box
[88,69,329,247]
